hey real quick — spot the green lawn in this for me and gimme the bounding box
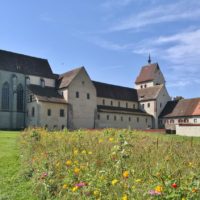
[0,131,36,200]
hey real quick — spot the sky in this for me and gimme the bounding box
[0,0,200,98]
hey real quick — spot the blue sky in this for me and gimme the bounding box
[0,0,200,98]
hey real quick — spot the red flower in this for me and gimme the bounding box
[171,183,177,188]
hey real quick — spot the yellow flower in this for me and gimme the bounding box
[155,185,163,193]
[123,171,129,178]
[182,198,186,200]
[135,179,142,183]
[109,137,114,142]
[112,179,119,185]
[189,162,194,168]
[66,160,72,166]
[62,184,68,189]
[72,186,78,192]
[122,194,128,200]
[81,150,87,154]
[99,139,103,143]
[93,190,100,196]
[74,167,80,175]
[56,162,60,167]
[73,149,78,155]
[88,151,93,155]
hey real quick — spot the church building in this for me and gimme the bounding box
[0,49,199,131]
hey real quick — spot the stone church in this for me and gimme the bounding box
[0,49,199,130]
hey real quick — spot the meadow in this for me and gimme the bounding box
[17,128,200,200]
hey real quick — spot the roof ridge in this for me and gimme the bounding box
[59,66,84,78]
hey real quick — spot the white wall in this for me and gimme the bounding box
[29,75,55,87]
[176,124,200,137]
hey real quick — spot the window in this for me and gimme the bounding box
[160,103,162,108]
[17,84,23,112]
[30,95,33,102]
[40,79,45,87]
[97,114,100,120]
[137,117,139,123]
[141,85,143,89]
[133,104,135,109]
[102,99,105,105]
[111,101,113,106]
[87,93,90,99]
[26,76,30,85]
[1,82,9,110]
[121,116,123,121]
[62,125,65,129]
[107,115,109,120]
[118,101,120,107]
[47,109,51,116]
[147,103,150,108]
[142,104,144,109]
[126,102,128,108]
[146,118,148,123]
[60,109,64,117]
[144,84,147,88]
[170,119,174,124]
[32,107,35,117]
[194,119,197,123]
[129,117,131,122]
[76,91,79,98]
[114,115,117,121]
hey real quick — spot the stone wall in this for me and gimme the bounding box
[176,124,200,137]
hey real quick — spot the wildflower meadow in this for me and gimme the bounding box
[20,128,200,199]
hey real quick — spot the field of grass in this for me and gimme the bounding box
[0,131,36,200]
[19,128,200,200]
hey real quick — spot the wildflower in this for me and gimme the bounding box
[148,190,161,196]
[112,179,119,185]
[109,137,114,142]
[135,179,142,183]
[192,188,198,193]
[75,182,87,188]
[62,184,68,189]
[171,183,178,188]
[122,194,128,200]
[99,139,103,143]
[155,185,163,193]
[72,186,78,192]
[189,162,194,168]
[73,149,78,155]
[81,150,86,154]
[74,167,80,175]
[123,171,129,179]
[66,160,72,166]
[41,172,48,179]
[93,190,100,196]
[88,151,93,155]
[56,162,60,167]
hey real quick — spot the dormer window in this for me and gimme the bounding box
[40,79,45,87]
[140,95,144,99]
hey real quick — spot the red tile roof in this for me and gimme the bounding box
[135,63,159,84]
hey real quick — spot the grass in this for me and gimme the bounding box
[0,131,36,200]
[19,128,200,199]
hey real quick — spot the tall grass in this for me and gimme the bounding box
[20,128,200,199]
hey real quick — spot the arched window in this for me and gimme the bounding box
[2,82,9,110]
[17,84,23,112]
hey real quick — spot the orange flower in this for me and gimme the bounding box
[123,171,129,178]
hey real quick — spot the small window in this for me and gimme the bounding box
[133,104,135,109]
[114,115,117,121]
[144,84,147,88]
[62,125,65,129]
[142,104,145,109]
[129,117,131,122]
[76,91,79,98]
[121,116,123,121]
[194,119,197,123]
[160,103,162,108]
[118,101,120,107]
[107,115,109,120]
[141,85,143,89]
[146,118,148,123]
[87,93,90,99]
[126,102,128,108]
[40,79,45,87]
[170,119,174,124]
[97,114,100,120]
[45,124,48,129]
[32,107,35,117]
[103,99,105,105]
[137,117,139,123]
[147,103,150,108]
[111,101,113,106]
[53,125,57,129]
[47,109,51,116]
[60,109,64,117]
[30,95,33,102]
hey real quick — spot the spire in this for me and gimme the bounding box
[148,53,151,64]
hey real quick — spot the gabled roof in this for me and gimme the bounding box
[28,84,67,104]
[93,81,138,102]
[137,85,163,101]
[97,105,151,116]
[135,63,159,84]
[0,49,55,78]
[58,67,83,89]
[160,98,200,118]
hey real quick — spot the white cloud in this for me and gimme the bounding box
[109,1,200,31]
